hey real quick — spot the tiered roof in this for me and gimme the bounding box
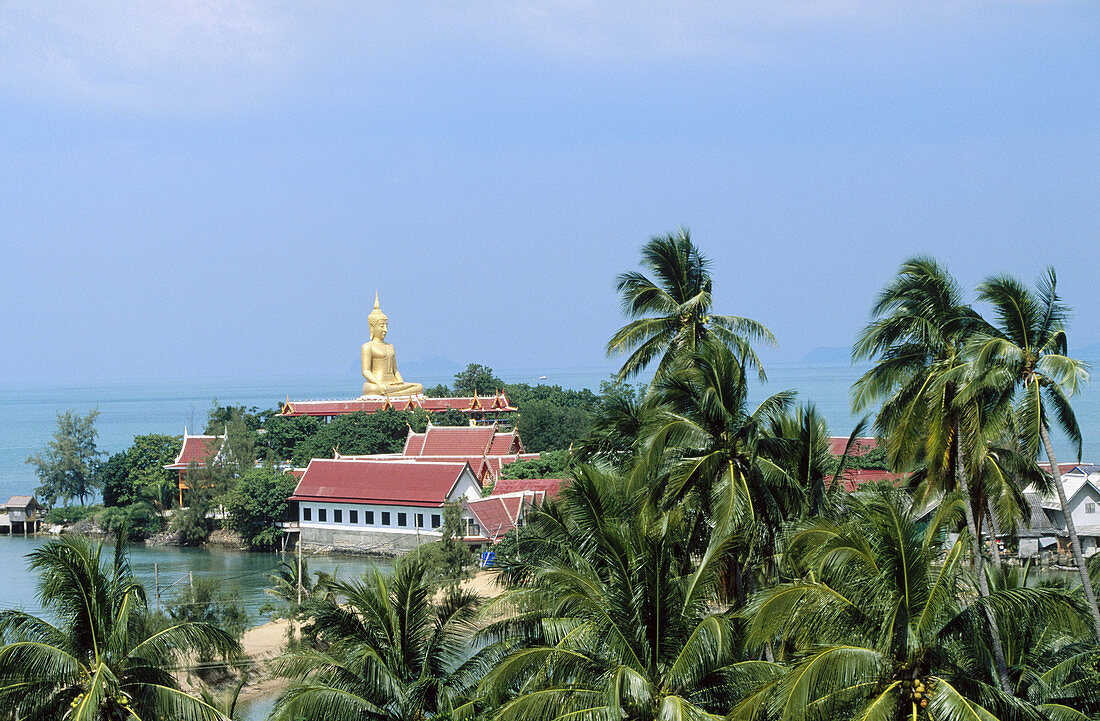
[465,478,567,542]
[491,478,564,499]
[403,424,523,457]
[279,392,516,418]
[289,459,474,507]
[466,491,544,541]
[165,433,224,470]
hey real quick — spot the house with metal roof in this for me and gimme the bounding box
[1020,468,1100,557]
[0,496,41,536]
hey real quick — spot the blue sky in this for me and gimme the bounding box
[1,2,1097,386]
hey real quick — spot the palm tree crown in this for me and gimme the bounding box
[607,228,774,381]
[0,535,239,721]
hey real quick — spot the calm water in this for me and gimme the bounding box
[3,360,1098,501]
[0,534,390,619]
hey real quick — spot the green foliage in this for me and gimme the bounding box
[272,557,484,721]
[452,362,504,395]
[424,383,451,397]
[100,501,164,541]
[290,409,427,466]
[0,535,239,720]
[607,228,774,381]
[167,576,250,642]
[99,433,182,508]
[409,502,473,587]
[259,414,321,464]
[202,400,273,435]
[26,408,103,506]
[499,449,572,480]
[224,468,299,549]
[43,503,100,525]
[433,407,470,426]
[172,504,214,546]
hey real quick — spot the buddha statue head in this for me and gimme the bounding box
[368,292,388,341]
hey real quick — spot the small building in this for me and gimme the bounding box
[1020,469,1100,557]
[288,458,484,553]
[164,431,226,507]
[464,478,565,543]
[0,496,41,535]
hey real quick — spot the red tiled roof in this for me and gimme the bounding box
[837,469,905,492]
[406,426,497,456]
[280,395,517,417]
[492,478,565,499]
[165,435,223,470]
[466,491,544,541]
[488,431,520,455]
[828,436,878,457]
[289,459,471,506]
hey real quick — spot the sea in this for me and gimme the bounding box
[1,360,1097,719]
[3,360,1098,505]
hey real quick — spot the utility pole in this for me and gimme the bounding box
[297,532,303,606]
[154,563,160,614]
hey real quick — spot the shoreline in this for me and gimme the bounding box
[215,570,505,705]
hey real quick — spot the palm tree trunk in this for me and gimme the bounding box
[1039,423,1100,637]
[956,435,1013,694]
[986,501,1002,566]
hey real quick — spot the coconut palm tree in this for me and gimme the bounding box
[733,490,1080,721]
[271,557,487,720]
[479,464,767,721]
[643,340,803,605]
[851,256,1016,692]
[0,534,238,721]
[766,403,870,517]
[981,561,1099,717]
[607,228,775,382]
[971,268,1100,636]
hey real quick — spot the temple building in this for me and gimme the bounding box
[463,479,563,544]
[279,390,517,426]
[165,431,226,507]
[288,459,484,552]
[339,422,539,487]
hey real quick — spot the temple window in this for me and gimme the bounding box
[382,512,391,526]
[334,510,343,523]
[366,510,375,524]
[431,514,441,528]
[302,507,312,521]
[398,512,408,527]
[319,508,327,522]
[350,510,358,524]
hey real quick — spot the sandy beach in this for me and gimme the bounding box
[224,570,504,703]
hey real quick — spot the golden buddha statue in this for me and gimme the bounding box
[358,293,424,399]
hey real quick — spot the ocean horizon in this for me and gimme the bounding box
[3,358,1098,503]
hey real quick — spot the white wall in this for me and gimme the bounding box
[296,467,484,536]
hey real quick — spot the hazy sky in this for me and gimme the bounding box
[2,2,1097,385]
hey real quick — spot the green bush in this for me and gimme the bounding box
[44,504,101,525]
[99,502,164,541]
[224,468,298,550]
[172,504,214,546]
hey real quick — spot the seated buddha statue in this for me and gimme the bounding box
[358,293,424,399]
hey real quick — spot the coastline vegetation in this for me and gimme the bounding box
[8,230,1100,719]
